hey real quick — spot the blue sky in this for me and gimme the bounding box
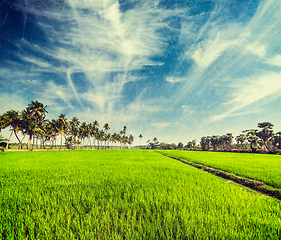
[1,0,281,144]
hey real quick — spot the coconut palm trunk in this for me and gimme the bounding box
[28,133,32,150]
[59,135,63,150]
[18,133,28,149]
[5,130,14,150]
[32,118,37,151]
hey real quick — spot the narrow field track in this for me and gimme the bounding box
[157,150,281,189]
[158,151,281,200]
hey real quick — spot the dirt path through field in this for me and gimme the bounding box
[158,151,281,201]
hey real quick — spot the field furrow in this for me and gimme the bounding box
[157,150,281,189]
[158,151,281,200]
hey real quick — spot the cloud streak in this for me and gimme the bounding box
[19,0,177,115]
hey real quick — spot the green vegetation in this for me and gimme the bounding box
[157,122,281,154]
[157,150,281,188]
[0,101,135,151]
[1,150,281,239]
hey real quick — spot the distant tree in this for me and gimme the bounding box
[206,136,211,150]
[139,134,143,147]
[171,143,177,149]
[225,133,233,151]
[129,135,134,148]
[177,142,183,149]
[235,134,246,151]
[245,129,259,153]
[211,136,219,150]
[275,132,281,149]
[178,142,183,149]
[270,134,279,153]
[147,137,159,149]
[186,141,192,149]
[256,122,274,152]
[192,139,196,150]
[200,137,208,151]
[159,142,167,149]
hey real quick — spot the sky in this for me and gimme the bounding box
[1,0,281,145]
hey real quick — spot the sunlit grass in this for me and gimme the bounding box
[1,150,281,239]
[157,150,281,188]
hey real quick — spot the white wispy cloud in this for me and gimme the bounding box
[265,55,281,67]
[209,71,281,123]
[190,32,236,70]
[242,42,267,58]
[176,0,281,112]
[166,76,183,83]
[20,56,52,68]
[40,81,75,109]
[12,0,177,120]
[150,122,170,129]
[0,68,10,77]
[182,105,194,115]
[0,93,27,114]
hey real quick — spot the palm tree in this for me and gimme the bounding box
[111,133,118,149]
[139,134,143,148]
[69,117,80,149]
[106,133,111,149]
[122,135,129,148]
[19,109,35,150]
[103,123,110,148]
[79,122,88,149]
[93,120,99,129]
[0,114,3,138]
[91,126,98,149]
[1,110,21,149]
[103,123,110,134]
[40,120,55,149]
[129,135,134,148]
[119,130,124,148]
[98,130,105,149]
[91,121,99,149]
[86,123,92,149]
[123,126,127,135]
[57,114,68,150]
[26,100,48,150]
[50,119,60,149]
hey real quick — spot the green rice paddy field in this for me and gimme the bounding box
[1,150,281,239]
[157,150,281,189]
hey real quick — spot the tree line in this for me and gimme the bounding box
[0,100,134,151]
[158,122,281,154]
